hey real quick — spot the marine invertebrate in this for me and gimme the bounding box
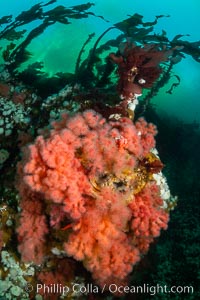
[0,72,38,138]
[16,109,175,290]
[0,97,30,136]
[0,251,35,299]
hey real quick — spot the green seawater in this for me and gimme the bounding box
[1,0,199,123]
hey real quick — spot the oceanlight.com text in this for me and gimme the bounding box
[23,282,194,296]
[107,283,194,295]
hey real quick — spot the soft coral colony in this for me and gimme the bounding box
[16,108,175,289]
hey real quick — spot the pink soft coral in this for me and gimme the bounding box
[64,187,141,286]
[16,181,48,264]
[129,183,169,253]
[16,109,170,289]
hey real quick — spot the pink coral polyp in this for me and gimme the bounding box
[17,110,169,288]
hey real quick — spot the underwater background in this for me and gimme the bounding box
[1,0,200,123]
[0,0,200,300]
